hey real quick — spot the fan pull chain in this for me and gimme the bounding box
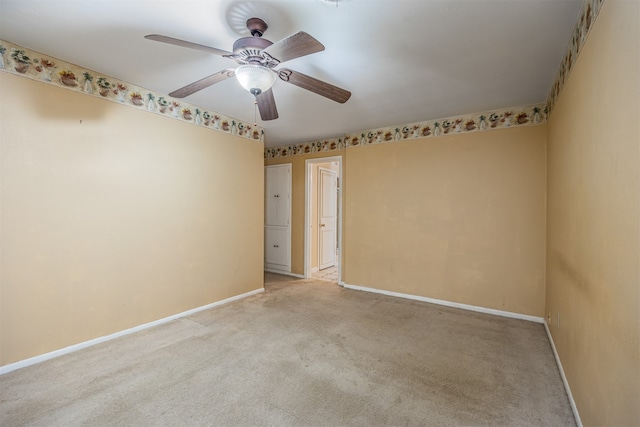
[254,100,258,126]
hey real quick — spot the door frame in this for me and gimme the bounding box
[304,156,343,281]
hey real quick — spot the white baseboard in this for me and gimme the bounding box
[340,282,544,324]
[264,269,306,279]
[339,281,579,421]
[544,321,583,427]
[0,288,264,376]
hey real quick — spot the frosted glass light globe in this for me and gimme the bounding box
[235,65,276,96]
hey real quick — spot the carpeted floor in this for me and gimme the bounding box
[0,276,575,426]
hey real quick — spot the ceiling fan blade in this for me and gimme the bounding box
[145,34,233,57]
[169,69,236,98]
[277,68,351,104]
[263,32,325,64]
[256,89,279,121]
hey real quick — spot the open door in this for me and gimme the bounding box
[318,167,337,270]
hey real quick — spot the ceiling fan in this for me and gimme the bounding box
[145,18,351,121]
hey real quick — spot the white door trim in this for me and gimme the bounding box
[304,156,342,281]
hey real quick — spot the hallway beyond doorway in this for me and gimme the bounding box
[312,265,338,281]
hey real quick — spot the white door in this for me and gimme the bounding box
[318,167,337,270]
[265,228,289,267]
[265,164,291,272]
[265,165,290,227]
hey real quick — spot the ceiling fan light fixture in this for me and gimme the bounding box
[235,64,276,96]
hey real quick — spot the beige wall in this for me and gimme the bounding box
[546,1,640,425]
[345,126,547,317]
[0,72,264,366]
[266,125,546,317]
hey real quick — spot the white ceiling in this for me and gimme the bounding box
[0,0,582,147]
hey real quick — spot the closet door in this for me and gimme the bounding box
[265,228,289,267]
[265,164,291,272]
[265,165,290,227]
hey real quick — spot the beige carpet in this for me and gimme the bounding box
[0,275,575,426]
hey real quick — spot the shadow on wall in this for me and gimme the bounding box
[550,250,593,296]
[22,76,111,121]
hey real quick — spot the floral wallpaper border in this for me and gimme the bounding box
[265,0,608,160]
[1,0,603,154]
[0,39,265,142]
[264,103,547,159]
[546,0,604,112]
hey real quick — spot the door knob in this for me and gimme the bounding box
[320,224,326,227]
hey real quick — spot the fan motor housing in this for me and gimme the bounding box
[232,37,277,67]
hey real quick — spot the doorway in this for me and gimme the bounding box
[304,156,342,282]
